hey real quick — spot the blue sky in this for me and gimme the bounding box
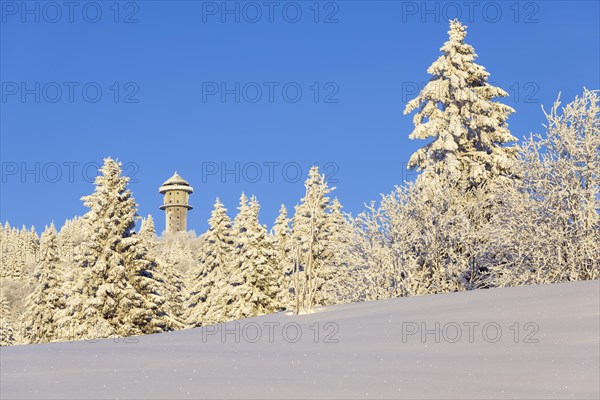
[1,0,599,234]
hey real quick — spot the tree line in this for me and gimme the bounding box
[1,19,598,346]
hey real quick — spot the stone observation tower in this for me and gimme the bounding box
[159,172,193,233]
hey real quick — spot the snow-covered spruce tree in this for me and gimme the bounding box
[0,223,36,331]
[139,215,156,244]
[57,216,86,266]
[0,222,15,278]
[404,19,517,187]
[139,218,187,329]
[2,225,16,279]
[56,158,179,341]
[0,224,38,280]
[271,204,293,309]
[22,223,65,344]
[225,195,279,320]
[488,89,600,286]
[202,193,253,322]
[141,216,186,325]
[55,216,86,310]
[318,198,355,305]
[186,198,234,326]
[0,223,5,275]
[0,290,17,346]
[397,20,519,290]
[160,232,197,279]
[19,225,39,281]
[290,166,336,314]
[160,239,189,297]
[6,225,23,279]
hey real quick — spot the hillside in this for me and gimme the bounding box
[1,280,599,399]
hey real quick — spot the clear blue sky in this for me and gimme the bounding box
[1,0,599,234]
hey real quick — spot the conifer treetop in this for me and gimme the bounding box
[404,19,518,186]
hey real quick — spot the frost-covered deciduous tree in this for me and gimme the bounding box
[406,176,497,292]
[350,202,395,301]
[56,158,178,340]
[488,89,600,285]
[22,224,65,344]
[351,187,432,301]
[404,19,517,186]
[352,172,501,299]
[186,198,234,326]
[290,166,337,314]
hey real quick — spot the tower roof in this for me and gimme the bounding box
[162,171,189,186]
[159,171,193,194]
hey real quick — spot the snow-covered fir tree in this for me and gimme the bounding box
[271,204,293,309]
[0,223,38,280]
[160,239,190,294]
[319,198,355,304]
[0,223,38,336]
[161,234,196,273]
[0,290,17,346]
[22,224,65,344]
[141,215,186,324]
[186,198,234,326]
[404,19,517,186]
[56,158,179,340]
[225,195,279,320]
[54,216,87,309]
[139,215,156,243]
[57,216,86,266]
[0,222,14,278]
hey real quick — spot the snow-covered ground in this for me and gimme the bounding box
[1,280,598,399]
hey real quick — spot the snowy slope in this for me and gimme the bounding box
[1,280,599,399]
